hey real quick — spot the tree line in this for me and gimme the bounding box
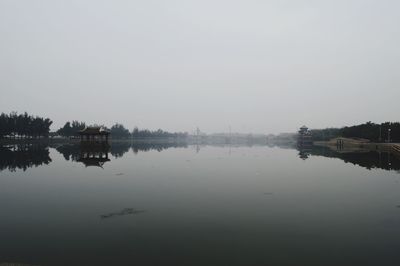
[56,121,188,139]
[108,125,188,139]
[56,121,86,137]
[0,112,188,140]
[311,122,400,142]
[0,112,53,139]
[132,127,188,139]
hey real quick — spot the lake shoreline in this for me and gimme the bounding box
[314,138,400,156]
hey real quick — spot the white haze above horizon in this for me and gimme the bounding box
[1,0,399,134]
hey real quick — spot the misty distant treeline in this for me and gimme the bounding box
[56,121,188,139]
[311,122,400,142]
[108,125,188,139]
[131,127,188,139]
[0,112,53,139]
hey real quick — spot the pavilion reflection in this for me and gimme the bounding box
[78,143,111,168]
[55,143,111,168]
[54,141,188,167]
[298,147,312,160]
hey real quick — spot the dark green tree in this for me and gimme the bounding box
[110,123,131,139]
[0,112,52,139]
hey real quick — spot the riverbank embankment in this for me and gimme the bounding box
[314,138,400,156]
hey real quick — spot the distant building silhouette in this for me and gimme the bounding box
[297,125,313,147]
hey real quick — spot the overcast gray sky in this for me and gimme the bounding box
[0,0,399,134]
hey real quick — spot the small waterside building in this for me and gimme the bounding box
[79,126,110,143]
[298,125,313,147]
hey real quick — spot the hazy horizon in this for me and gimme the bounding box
[1,0,399,134]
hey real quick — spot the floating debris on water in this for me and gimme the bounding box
[100,208,145,219]
[0,263,39,266]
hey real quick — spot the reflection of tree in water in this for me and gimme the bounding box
[110,142,131,158]
[306,146,400,171]
[0,144,51,172]
[109,142,188,156]
[55,144,81,161]
[131,142,187,154]
[55,142,188,162]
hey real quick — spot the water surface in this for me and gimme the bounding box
[1,143,400,266]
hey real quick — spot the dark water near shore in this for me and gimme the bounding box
[1,143,400,266]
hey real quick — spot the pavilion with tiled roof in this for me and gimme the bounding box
[79,126,110,142]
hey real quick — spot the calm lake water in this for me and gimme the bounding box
[1,143,400,266]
